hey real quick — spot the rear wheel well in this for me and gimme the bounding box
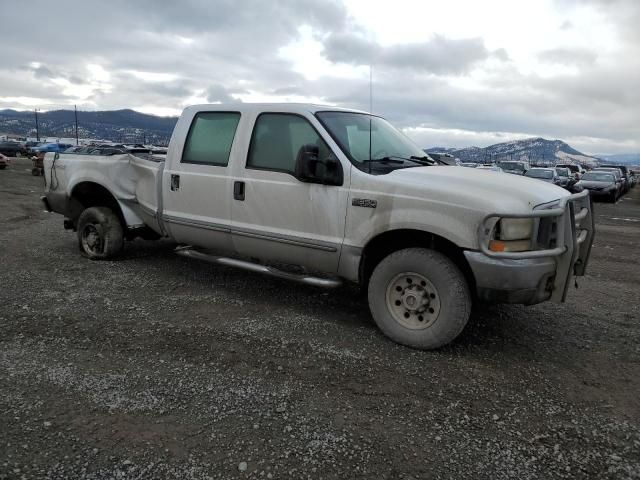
[70,182,125,228]
[359,229,476,294]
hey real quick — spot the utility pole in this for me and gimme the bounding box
[74,105,79,145]
[34,109,40,141]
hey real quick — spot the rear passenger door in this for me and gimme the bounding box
[162,111,241,251]
[230,112,350,272]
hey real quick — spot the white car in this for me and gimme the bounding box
[42,103,595,350]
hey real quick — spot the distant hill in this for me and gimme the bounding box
[0,108,178,145]
[596,153,640,166]
[427,138,601,167]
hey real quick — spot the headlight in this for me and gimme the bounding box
[497,218,533,241]
[489,218,534,252]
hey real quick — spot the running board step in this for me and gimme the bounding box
[175,247,342,288]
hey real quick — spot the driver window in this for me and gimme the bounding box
[247,113,334,175]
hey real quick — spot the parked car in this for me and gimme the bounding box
[33,143,74,153]
[25,141,42,154]
[497,160,530,175]
[42,103,595,350]
[476,165,503,172]
[524,167,562,185]
[595,166,633,192]
[555,163,584,179]
[607,165,634,189]
[0,152,10,169]
[555,167,571,186]
[0,141,27,157]
[554,167,584,193]
[460,162,478,168]
[576,171,620,202]
[593,167,626,193]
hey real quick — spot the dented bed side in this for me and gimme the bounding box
[43,152,165,233]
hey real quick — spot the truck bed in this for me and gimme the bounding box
[43,152,166,233]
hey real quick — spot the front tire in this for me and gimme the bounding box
[368,248,471,350]
[77,207,124,260]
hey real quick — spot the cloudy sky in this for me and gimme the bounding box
[1,0,638,154]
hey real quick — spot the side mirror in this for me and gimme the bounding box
[294,144,343,186]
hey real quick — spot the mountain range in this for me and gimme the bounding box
[0,108,178,145]
[426,138,602,166]
[1,108,637,166]
[596,153,640,165]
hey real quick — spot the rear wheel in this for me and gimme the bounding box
[367,248,471,349]
[77,207,124,260]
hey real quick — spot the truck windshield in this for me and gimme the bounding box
[315,111,427,169]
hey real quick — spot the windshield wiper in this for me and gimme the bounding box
[410,155,446,165]
[365,155,437,165]
[361,155,440,171]
[362,157,406,165]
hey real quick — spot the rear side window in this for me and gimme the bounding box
[181,112,240,166]
[247,113,333,175]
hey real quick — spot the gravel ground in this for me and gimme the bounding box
[1,157,639,479]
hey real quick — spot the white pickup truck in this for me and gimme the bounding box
[42,104,595,349]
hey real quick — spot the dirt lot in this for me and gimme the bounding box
[1,157,639,480]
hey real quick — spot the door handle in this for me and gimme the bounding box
[233,181,245,201]
[170,174,180,191]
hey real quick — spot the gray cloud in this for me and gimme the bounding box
[31,65,56,79]
[559,20,574,29]
[322,33,492,74]
[538,47,597,66]
[0,0,637,153]
[492,48,510,61]
[206,84,242,103]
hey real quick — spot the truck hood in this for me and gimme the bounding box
[386,166,569,213]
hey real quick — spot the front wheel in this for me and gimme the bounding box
[368,248,471,349]
[77,207,124,260]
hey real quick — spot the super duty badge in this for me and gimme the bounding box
[352,198,377,208]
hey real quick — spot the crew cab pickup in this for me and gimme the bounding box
[42,104,595,349]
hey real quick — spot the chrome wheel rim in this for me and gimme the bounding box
[81,224,103,255]
[385,272,441,329]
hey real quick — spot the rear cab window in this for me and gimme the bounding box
[182,112,241,166]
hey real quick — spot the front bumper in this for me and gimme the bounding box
[464,252,556,304]
[470,190,595,304]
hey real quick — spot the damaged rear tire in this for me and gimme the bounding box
[77,206,124,260]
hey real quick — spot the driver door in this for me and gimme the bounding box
[230,112,350,272]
